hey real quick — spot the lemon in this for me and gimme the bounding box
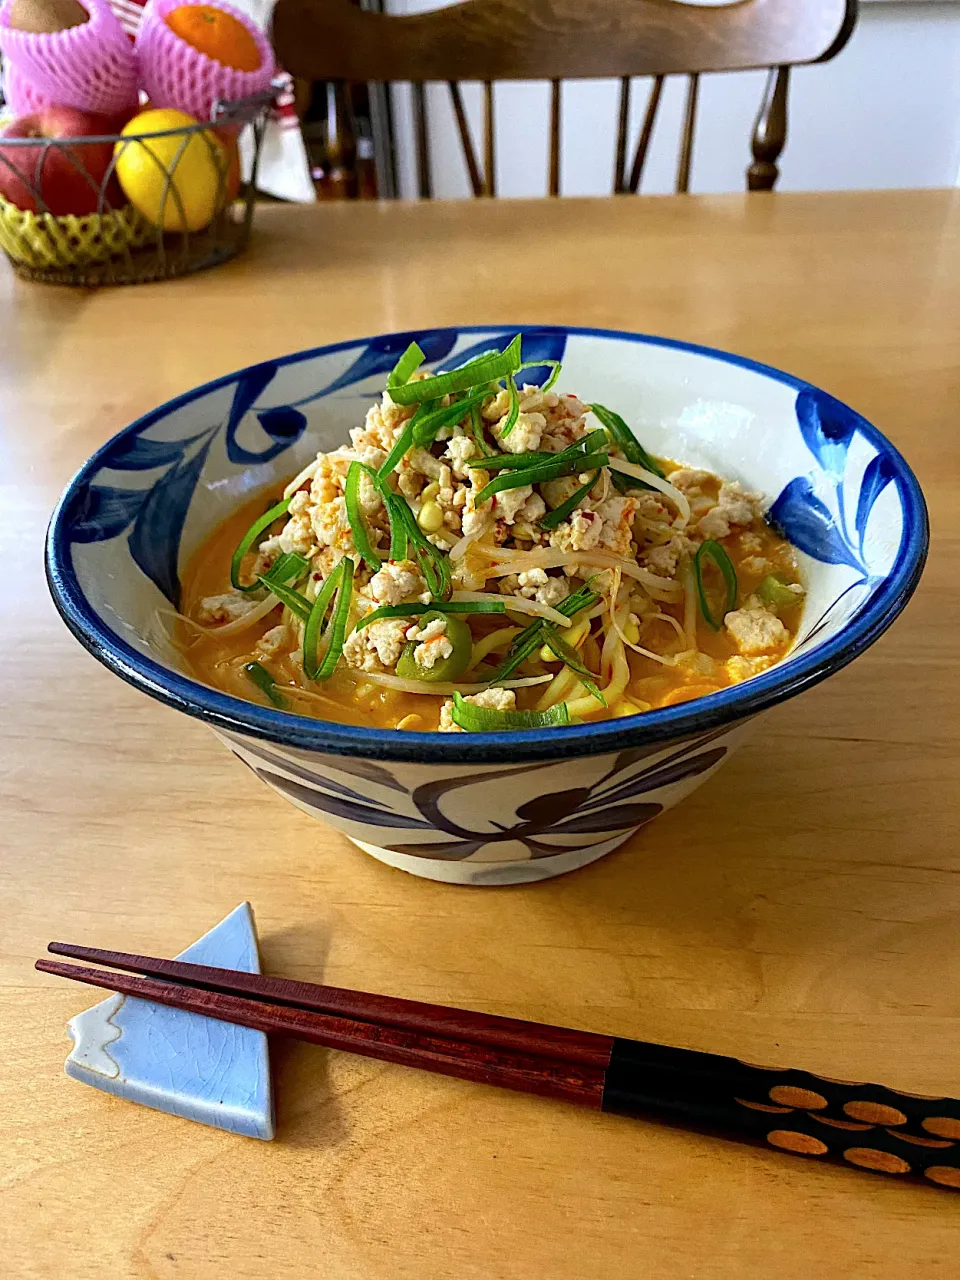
[114,108,229,233]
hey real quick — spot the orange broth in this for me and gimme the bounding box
[177,485,803,731]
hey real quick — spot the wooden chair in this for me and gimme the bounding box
[271,0,858,198]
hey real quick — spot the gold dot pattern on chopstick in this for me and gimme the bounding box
[769,1086,827,1109]
[925,1166,960,1188]
[843,1101,907,1126]
[736,1098,793,1114]
[922,1117,960,1139]
[843,1148,911,1175]
[888,1131,954,1149]
[813,1116,873,1131]
[767,1130,828,1156]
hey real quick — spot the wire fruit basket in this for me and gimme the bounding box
[0,91,272,286]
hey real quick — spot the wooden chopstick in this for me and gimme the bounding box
[35,958,606,1106]
[45,941,613,1068]
[38,947,960,1190]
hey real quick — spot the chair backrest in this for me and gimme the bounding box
[272,0,857,197]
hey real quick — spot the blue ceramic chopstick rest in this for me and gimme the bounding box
[64,902,275,1139]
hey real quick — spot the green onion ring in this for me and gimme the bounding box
[694,539,739,630]
[450,693,572,731]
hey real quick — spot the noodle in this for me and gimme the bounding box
[345,671,553,696]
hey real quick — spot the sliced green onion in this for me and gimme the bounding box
[475,453,609,507]
[487,584,600,683]
[465,451,555,471]
[230,496,291,592]
[388,335,522,406]
[260,550,310,588]
[302,560,345,679]
[516,359,561,392]
[387,341,424,389]
[351,460,408,560]
[498,373,521,438]
[466,431,609,473]
[695,539,739,630]
[315,555,355,680]
[539,473,599,530]
[541,625,605,704]
[258,576,312,624]
[377,417,417,480]
[392,495,451,599]
[589,403,665,480]
[469,402,495,457]
[244,661,286,709]
[451,692,572,732]
[355,599,507,631]
[757,574,804,614]
[345,461,383,572]
[412,389,489,449]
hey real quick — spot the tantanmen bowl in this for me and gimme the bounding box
[45,326,928,885]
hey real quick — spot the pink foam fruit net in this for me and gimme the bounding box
[136,0,274,124]
[0,0,139,117]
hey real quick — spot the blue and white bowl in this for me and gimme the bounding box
[46,327,928,885]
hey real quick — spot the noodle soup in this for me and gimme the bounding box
[177,335,804,733]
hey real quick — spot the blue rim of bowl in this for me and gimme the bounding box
[46,325,929,764]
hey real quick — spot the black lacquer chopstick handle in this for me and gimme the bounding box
[601,1038,960,1188]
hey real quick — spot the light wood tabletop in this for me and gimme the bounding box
[3,191,959,1279]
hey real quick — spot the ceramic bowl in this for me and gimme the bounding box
[46,326,928,885]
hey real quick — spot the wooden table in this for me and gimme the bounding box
[3,192,959,1278]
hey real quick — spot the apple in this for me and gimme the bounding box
[0,108,125,216]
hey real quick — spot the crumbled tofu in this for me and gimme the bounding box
[254,624,289,660]
[493,484,533,524]
[494,411,546,454]
[277,489,318,556]
[519,491,547,523]
[673,649,719,679]
[642,535,690,578]
[550,509,603,553]
[310,495,352,551]
[633,491,672,525]
[369,560,429,606]
[739,531,764,554]
[667,467,716,495]
[740,555,773,577]
[445,432,478,479]
[482,388,511,421]
[461,491,492,538]
[438,686,517,732]
[726,654,776,683]
[516,568,570,608]
[342,618,410,671]
[197,592,258,624]
[724,604,789,655]
[596,496,638,557]
[697,481,764,541]
[406,616,453,670]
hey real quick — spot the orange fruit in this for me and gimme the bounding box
[164,4,261,72]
